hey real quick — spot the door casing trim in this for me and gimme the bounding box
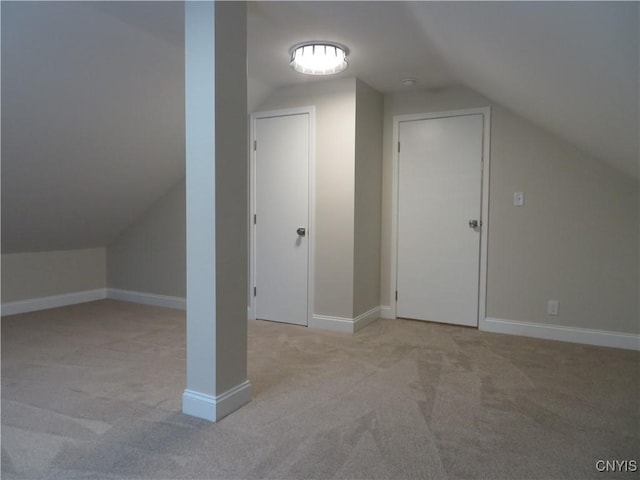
[390,108,491,327]
[249,106,316,326]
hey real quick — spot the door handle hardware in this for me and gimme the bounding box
[296,227,306,236]
[468,220,481,229]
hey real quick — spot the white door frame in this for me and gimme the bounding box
[390,107,491,326]
[249,106,316,325]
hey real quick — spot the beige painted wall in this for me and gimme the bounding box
[248,77,274,115]
[489,104,639,333]
[107,179,185,297]
[1,248,106,302]
[257,78,357,319]
[382,86,640,334]
[100,80,638,337]
[353,79,383,317]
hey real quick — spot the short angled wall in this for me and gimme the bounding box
[481,317,640,351]
[1,248,107,315]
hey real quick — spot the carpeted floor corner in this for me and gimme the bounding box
[2,299,639,479]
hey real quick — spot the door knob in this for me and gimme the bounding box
[468,220,480,228]
[296,227,306,236]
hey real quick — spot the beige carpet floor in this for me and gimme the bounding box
[2,299,638,479]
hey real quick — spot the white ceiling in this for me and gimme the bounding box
[248,1,639,178]
[248,1,454,92]
[1,1,638,253]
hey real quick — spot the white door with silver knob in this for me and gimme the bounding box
[396,114,484,327]
[253,111,311,326]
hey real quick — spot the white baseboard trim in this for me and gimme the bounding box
[107,288,186,310]
[353,306,381,332]
[1,288,107,316]
[182,380,252,422]
[310,306,382,334]
[310,314,354,333]
[380,305,394,319]
[1,288,187,316]
[482,317,640,351]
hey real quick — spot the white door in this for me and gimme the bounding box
[254,113,310,326]
[396,114,483,326]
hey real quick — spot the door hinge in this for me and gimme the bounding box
[253,140,257,151]
[397,142,400,153]
[254,286,257,297]
[395,290,398,301]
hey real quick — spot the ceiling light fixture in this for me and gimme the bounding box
[290,42,349,75]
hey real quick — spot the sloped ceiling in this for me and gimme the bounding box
[1,1,185,253]
[248,1,639,178]
[406,2,639,179]
[2,1,638,253]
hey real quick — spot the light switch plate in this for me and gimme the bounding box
[514,192,525,206]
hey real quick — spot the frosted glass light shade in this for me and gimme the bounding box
[290,42,349,75]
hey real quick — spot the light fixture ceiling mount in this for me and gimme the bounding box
[289,41,349,76]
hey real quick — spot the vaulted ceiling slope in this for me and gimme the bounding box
[2,2,637,254]
[248,1,639,179]
[1,1,185,253]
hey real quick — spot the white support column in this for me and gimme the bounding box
[183,1,250,422]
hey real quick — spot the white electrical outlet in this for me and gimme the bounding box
[547,300,559,316]
[514,192,525,206]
